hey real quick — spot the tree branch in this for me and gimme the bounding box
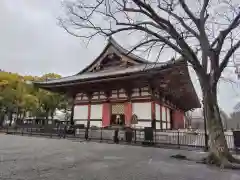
[211,12,240,51]
[200,0,209,22]
[125,39,161,55]
[61,0,240,84]
[179,0,200,27]
[131,0,204,73]
[158,5,200,40]
[215,39,240,81]
[113,22,184,55]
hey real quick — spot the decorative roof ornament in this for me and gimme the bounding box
[107,53,115,59]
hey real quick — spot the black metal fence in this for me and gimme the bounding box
[0,125,237,151]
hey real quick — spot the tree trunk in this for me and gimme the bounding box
[16,108,20,125]
[22,111,26,122]
[0,112,4,127]
[202,83,240,167]
[70,104,74,125]
[9,111,13,126]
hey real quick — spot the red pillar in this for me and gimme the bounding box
[173,110,184,129]
[102,103,110,127]
[124,102,132,126]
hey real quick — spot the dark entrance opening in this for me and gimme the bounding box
[111,114,125,126]
[111,103,125,126]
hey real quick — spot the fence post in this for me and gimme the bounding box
[154,129,156,144]
[100,127,103,142]
[73,126,76,138]
[177,130,180,149]
[50,128,52,138]
[22,128,23,136]
[85,128,88,140]
[30,127,32,136]
[134,129,137,144]
[64,127,66,139]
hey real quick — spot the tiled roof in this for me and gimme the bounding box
[34,59,176,85]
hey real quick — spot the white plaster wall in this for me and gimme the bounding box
[183,116,186,129]
[132,102,151,119]
[166,108,171,122]
[167,122,171,129]
[135,121,151,128]
[156,122,161,129]
[141,91,150,96]
[90,121,102,127]
[90,104,103,119]
[74,105,88,120]
[162,122,167,129]
[166,108,171,129]
[75,120,88,126]
[155,103,160,120]
[161,106,166,121]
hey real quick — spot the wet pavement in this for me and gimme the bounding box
[0,135,239,180]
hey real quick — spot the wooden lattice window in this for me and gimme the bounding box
[111,104,124,114]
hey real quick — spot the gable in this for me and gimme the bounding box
[78,38,150,74]
[89,52,136,73]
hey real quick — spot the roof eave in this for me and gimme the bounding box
[33,59,184,87]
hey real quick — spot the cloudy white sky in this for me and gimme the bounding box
[0,0,240,115]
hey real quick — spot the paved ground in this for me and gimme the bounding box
[0,135,240,180]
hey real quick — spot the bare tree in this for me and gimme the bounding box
[60,0,240,168]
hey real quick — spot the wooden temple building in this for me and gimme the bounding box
[34,38,200,130]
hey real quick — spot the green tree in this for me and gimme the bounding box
[34,73,67,122]
[0,71,67,126]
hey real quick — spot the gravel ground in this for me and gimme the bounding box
[0,135,240,180]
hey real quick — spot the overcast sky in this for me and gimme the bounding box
[0,0,240,115]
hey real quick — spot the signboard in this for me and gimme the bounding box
[131,114,138,124]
